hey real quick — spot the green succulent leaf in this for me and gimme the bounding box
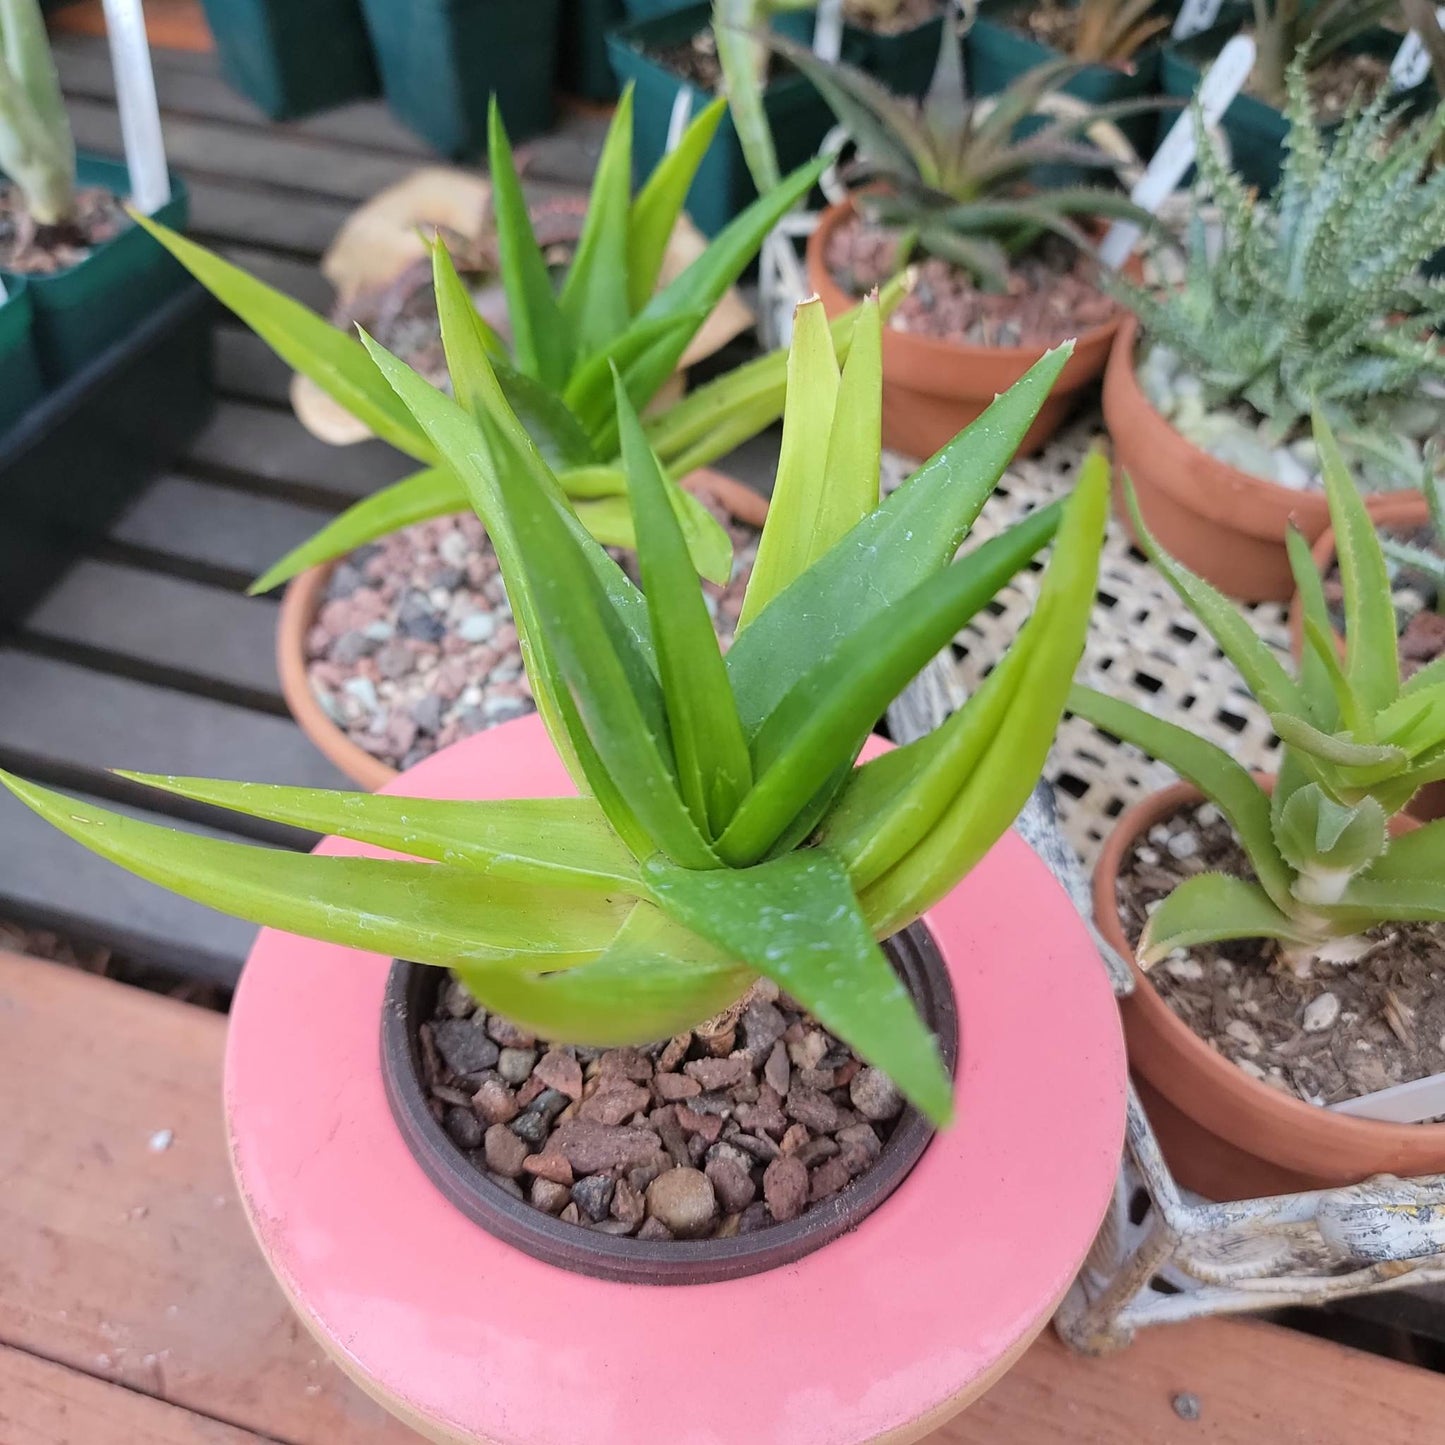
[1274,784,1388,898]
[1285,525,1340,730]
[643,847,954,1125]
[0,772,633,968]
[1269,714,1409,770]
[1324,878,1445,928]
[1138,873,1318,964]
[1361,818,1445,884]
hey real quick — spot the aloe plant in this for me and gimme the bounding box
[771,11,1156,288]
[1071,415,1445,972]
[135,89,831,592]
[0,273,1110,1122]
[0,0,75,227]
[1248,1,1398,108]
[1381,474,1445,616]
[1070,0,1167,64]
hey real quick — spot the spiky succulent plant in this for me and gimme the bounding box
[1247,0,1398,108]
[1124,59,1445,493]
[135,88,831,593]
[771,12,1155,288]
[1072,415,1445,972]
[1070,0,1167,64]
[1381,474,1445,616]
[0,0,75,226]
[0,266,1109,1123]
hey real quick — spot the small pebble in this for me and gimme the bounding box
[645,1168,718,1239]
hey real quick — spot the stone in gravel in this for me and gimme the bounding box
[738,1202,774,1234]
[657,1034,691,1072]
[676,1106,723,1142]
[598,1047,653,1082]
[653,1073,702,1102]
[780,1123,810,1155]
[579,1080,650,1125]
[645,1167,718,1238]
[1303,994,1340,1033]
[705,1141,754,1172]
[628,1159,666,1193]
[735,1085,786,1137]
[509,1110,550,1146]
[794,1137,839,1168]
[471,1077,518,1125]
[433,1019,500,1075]
[441,979,476,1018]
[591,1218,638,1236]
[740,999,787,1055]
[484,1124,531,1178]
[652,1106,692,1166]
[522,1150,573,1186]
[686,1090,734,1118]
[498,1047,538,1084]
[788,1031,829,1070]
[487,1171,524,1200]
[685,1057,749,1090]
[487,1016,536,1048]
[797,1067,838,1092]
[572,1173,616,1222]
[559,1202,581,1225]
[764,1040,791,1096]
[457,611,496,643]
[514,1075,547,1107]
[330,630,373,666]
[763,1156,809,1222]
[611,1177,646,1228]
[637,1217,674,1242]
[809,1157,853,1203]
[411,694,444,734]
[529,1088,571,1122]
[786,1084,841,1133]
[706,1156,757,1214]
[530,1178,570,1215]
[716,1213,741,1240]
[837,1123,883,1165]
[551,1118,665,1174]
[375,642,413,680]
[850,1067,904,1122]
[444,1107,484,1151]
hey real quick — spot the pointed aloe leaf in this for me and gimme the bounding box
[820,293,883,549]
[0,772,632,967]
[737,298,841,630]
[488,97,574,390]
[1269,714,1409,769]
[644,847,954,1125]
[1301,611,1369,738]
[1322,878,1445,929]
[456,904,752,1046]
[493,360,597,469]
[627,96,727,311]
[726,345,1075,735]
[1138,873,1317,965]
[249,467,461,595]
[715,0,779,193]
[132,215,432,462]
[717,505,1062,866]
[1361,818,1445,885]
[855,455,1109,934]
[1315,413,1400,714]
[1405,654,1445,697]
[558,87,634,360]
[114,774,641,890]
[1122,479,1306,720]
[562,308,709,438]
[1068,684,1294,910]
[616,373,752,838]
[1285,525,1340,730]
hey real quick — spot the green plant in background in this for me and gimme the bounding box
[1381,475,1445,614]
[1401,0,1445,163]
[1126,59,1445,493]
[1070,0,1167,64]
[1247,1,1398,107]
[0,277,1110,1122]
[137,88,835,592]
[770,15,1156,288]
[0,0,75,226]
[1072,415,1445,971]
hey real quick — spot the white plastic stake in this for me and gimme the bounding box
[664,87,693,155]
[1331,1070,1445,1125]
[1098,35,1255,273]
[100,0,171,214]
[1172,0,1225,41]
[813,0,844,65]
[1390,6,1445,92]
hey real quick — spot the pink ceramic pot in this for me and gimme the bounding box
[225,715,1127,1444]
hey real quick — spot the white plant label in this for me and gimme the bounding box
[813,0,844,65]
[1099,35,1255,272]
[1390,7,1445,91]
[1331,1070,1445,1125]
[101,0,171,213]
[1172,0,1225,41]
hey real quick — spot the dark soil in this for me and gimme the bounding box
[649,28,737,92]
[846,0,942,37]
[0,184,127,274]
[1324,526,1443,679]
[306,486,761,771]
[1117,800,1445,1107]
[826,213,1119,346]
[418,973,910,1240]
[1244,44,1393,119]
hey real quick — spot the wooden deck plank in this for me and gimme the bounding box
[21,561,285,706]
[188,181,349,259]
[0,1343,279,1445]
[3,951,1443,1445]
[212,329,296,407]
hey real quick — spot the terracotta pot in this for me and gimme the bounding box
[1287,492,1444,823]
[276,467,770,790]
[1096,778,1440,1203]
[226,714,1128,1442]
[1102,317,1412,604]
[805,196,1128,461]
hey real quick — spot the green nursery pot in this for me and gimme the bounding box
[359,0,562,157]
[0,155,190,388]
[0,282,44,439]
[560,0,626,100]
[199,0,379,119]
[606,3,833,236]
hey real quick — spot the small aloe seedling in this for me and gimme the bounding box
[134,88,833,592]
[0,0,75,226]
[0,279,1109,1123]
[1069,0,1168,65]
[1072,415,1445,971]
[1381,474,1445,618]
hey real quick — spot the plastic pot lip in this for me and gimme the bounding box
[1095,775,1444,1161]
[380,924,959,1287]
[275,466,770,790]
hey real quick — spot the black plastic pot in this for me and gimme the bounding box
[607,3,835,236]
[0,282,44,440]
[0,155,190,387]
[560,0,626,100]
[0,284,214,627]
[381,923,958,1285]
[359,0,562,157]
[199,0,379,119]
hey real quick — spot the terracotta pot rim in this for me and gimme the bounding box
[1095,776,1444,1155]
[276,468,770,791]
[806,194,1127,367]
[381,924,959,1286]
